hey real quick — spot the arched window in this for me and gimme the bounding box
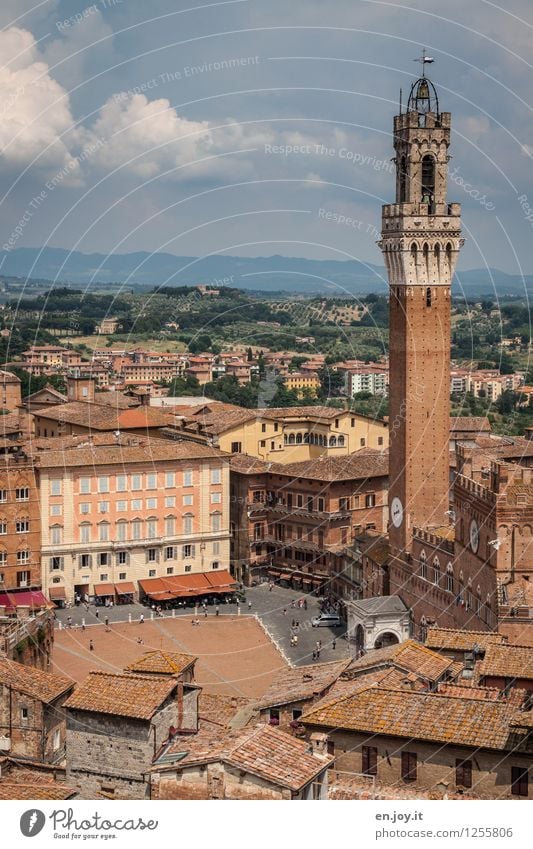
[421,154,435,204]
[329,436,337,447]
[433,556,441,586]
[338,435,345,447]
[303,432,309,443]
[288,433,295,445]
[446,563,454,593]
[420,550,427,580]
[296,432,302,444]
[426,287,432,307]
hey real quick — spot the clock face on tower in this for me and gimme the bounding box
[469,519,480,553]
[390,497,404,528]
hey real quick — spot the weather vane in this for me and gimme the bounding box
[413,48,435,77]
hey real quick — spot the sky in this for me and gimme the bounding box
[0,0,532,275]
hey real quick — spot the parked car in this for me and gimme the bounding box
[311,613,343,628]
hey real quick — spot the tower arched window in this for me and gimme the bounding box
[421,154,435,206]
[426,287,432,307]
[420,550,427,579]
[446,563,454,593]
[433,556,441,586]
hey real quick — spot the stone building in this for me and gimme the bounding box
[255,659,351,726]
[230,451,388,590]
[0,658,74,763]
[124,650,197,683]
[0,756,77,800]
[64,670,199,799]
[0,452,41,596]
[302,683,533,798]
[151,723,333,800]
[0,371,22,413]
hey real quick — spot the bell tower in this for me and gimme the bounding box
[380,72,463,552]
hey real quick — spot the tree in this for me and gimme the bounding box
[317,366,344,400]
[247,347,253,362]
[268,380,300,408]
[188,334,212,354]
[167,375,201,396]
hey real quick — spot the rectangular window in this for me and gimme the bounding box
[184,564,192,573]
[213,541,220,556]
[116,475,127,491]
[131,474,142,491]
[365,493,376,508]
[212,561,219,570]
[183,544,195,558]
[99,524,110,542]
[17,551,30,564]
[116,500,127,512]
[183,494,193,506]
[456,759,472,789]
[99,501,109,514]
[148,569,156,577]
[360,438,366,447]
[21,707,29,721]
[362,746,378,776]
[17,570,29,587]
[262,423,266,433]
[184,516,193,534]
[99,552,109,567]
[165,471,175,488]
[378,436,384,446]
[0,490,6,502]
[118,571,126,580]
[80,525,91,543]
[79,554,91,569]
[146,497,157,509]
[211,514,221,533]
[98,476,109,493]
[80,502,90,514]
[100,574,108,582]
[183,470,193,487]
[0,522,6,535]
[147,548,157,563]
[16,487,30,501]
[165,546,175,560]
[80,477,91,494]
[50,526,62,545]
[50,504,62,516]
[211,492,221,504]
[165,495,176,508]
[132,520,142,540]
[16,520,29,533]
[211,468,221,485]
[511,766,528,797]
[50,480,61,496]
[231,442,242,453]
[401,751,417,782]
[146,473,157,490]
[165,517,175,536]
[166,566,174,575]
[118,551,127,565]
[131,499,142,511]
[116,522,127,542]
[147,520,157,539]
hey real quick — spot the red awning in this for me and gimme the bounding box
[93,583,115,597]
[0,590,52,610]
[206,570,237,591]
[166,573,212,594]
[279,573,291,581]
[147,591,180,601]
[139,578,167,594]
[115,582,135,595]
[48,587,66,600]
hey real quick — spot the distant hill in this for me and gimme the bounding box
[0,247,530,297]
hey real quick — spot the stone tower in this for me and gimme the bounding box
[379,75,463,552]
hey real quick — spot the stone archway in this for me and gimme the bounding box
[374,631,400,649]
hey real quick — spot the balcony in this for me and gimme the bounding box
[247,501,350,521]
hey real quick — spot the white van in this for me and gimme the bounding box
[311,613,343,628]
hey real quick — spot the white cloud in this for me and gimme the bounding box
[0,27,82,178]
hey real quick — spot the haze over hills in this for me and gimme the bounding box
[0,247,530,297]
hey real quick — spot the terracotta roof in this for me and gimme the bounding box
[425,627,507,652]
[63,671,177,719]
[228,453,271,474]
[0,781,76,800]
[124,650,196,676]
[270,451,388,482]
[0,658,73,704]
[164,724,332,791]
[261,406,347,421]
[256,659,352,709]
[451,416,491,433]
[478,644,533,680]
[35,435,225,468]
[117,407,177,429]
[343,640,453,683]
[311,667,419,712]
[190,408,256,434]
[199,692,253,727]
[302,686,519,750]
